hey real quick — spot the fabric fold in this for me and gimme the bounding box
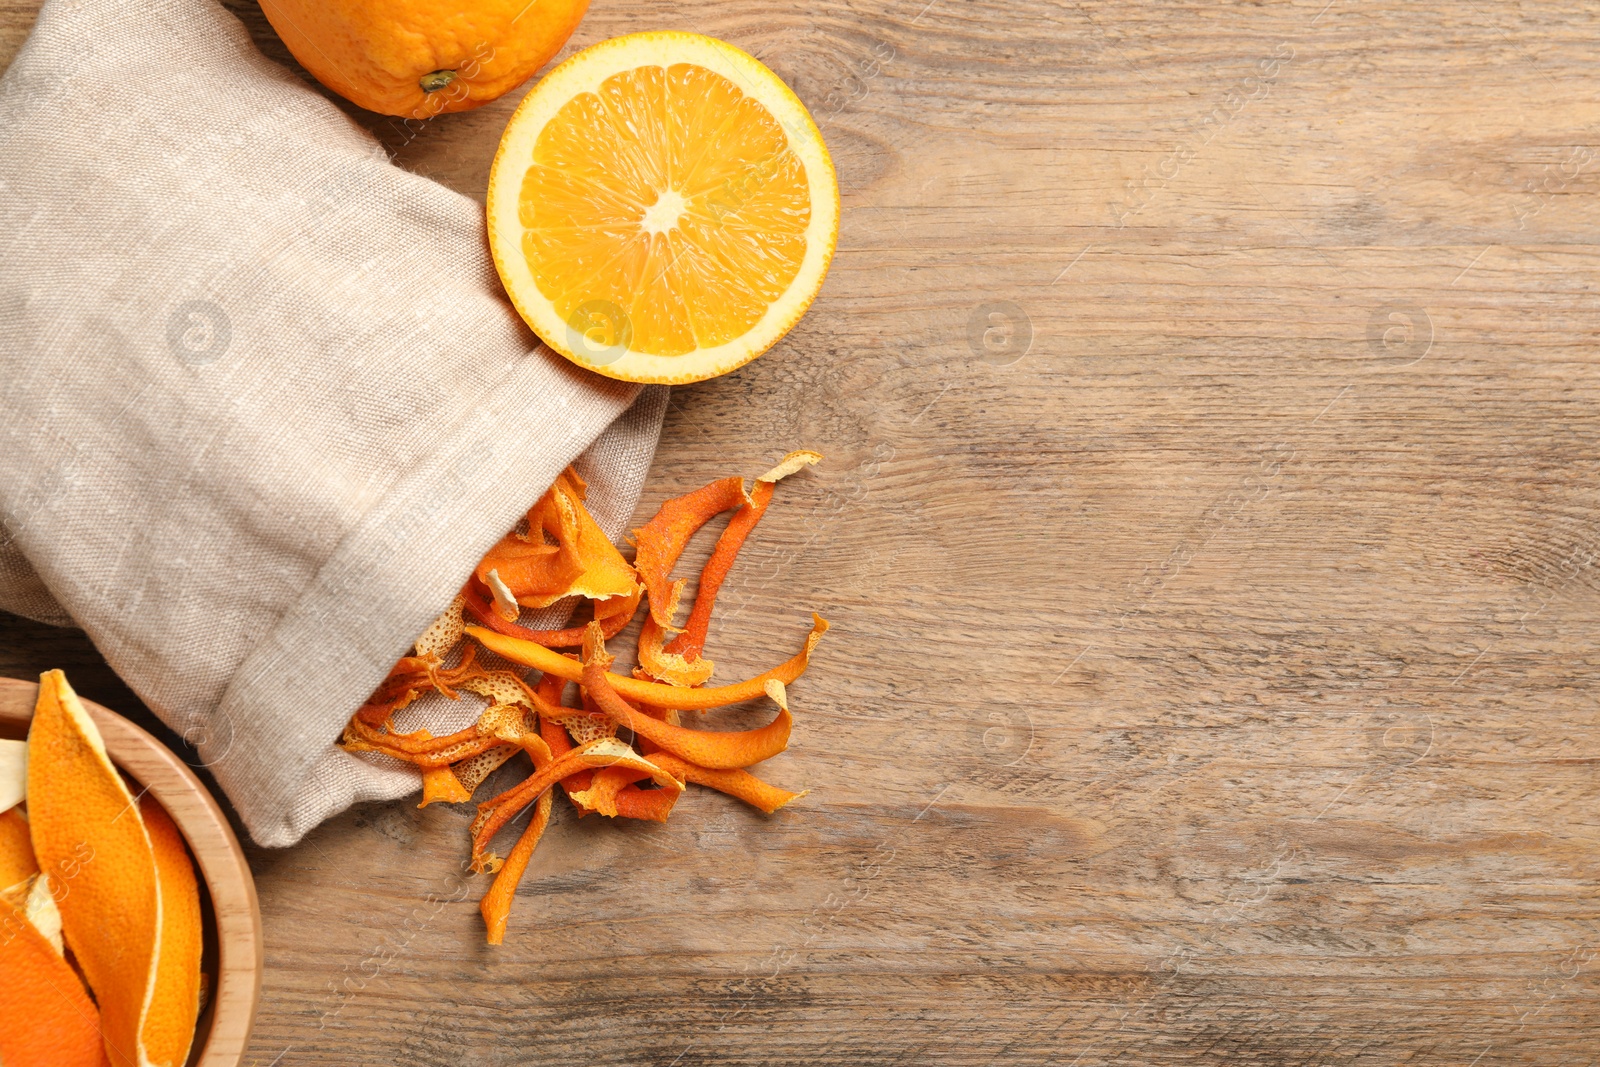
[0,0,667,845]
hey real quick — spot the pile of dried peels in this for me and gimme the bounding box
[340,451,825,943]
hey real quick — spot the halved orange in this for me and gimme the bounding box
[487,31,840,384]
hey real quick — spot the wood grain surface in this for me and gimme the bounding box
[4,1,1600,1064]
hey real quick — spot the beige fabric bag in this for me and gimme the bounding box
[0,0,667,846]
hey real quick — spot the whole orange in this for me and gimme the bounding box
[259,0,591,118]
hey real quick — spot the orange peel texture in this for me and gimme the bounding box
[581,624,793,770]
[26,670,161,1067]
[141,796,204,1067]
[641,751,806,814]
[0,895,104,1067]
[475,468,639,609]
[631,476,748,630]
[666,450,821,665]
[466,614,828,710]
[0,807,38,899]
[469,737,682,869]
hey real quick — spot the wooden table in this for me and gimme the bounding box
[5,1,1599,1063]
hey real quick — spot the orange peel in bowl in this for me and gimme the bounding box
[26,669,161,1067]
[0,807,37,899]
[141,795,204,1067]
[0,895,105,1067]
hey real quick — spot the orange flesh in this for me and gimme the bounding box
[522,63,812,358]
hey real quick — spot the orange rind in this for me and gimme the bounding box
[641,751,806,815]
[27,670,162,1067]
[342,452,823,945]
[581,625,793,770]
[0,807,37,899]
[141,796,203,1067]
[466,614,828,710]
[0,895,104,1067]
[631,476,748,630]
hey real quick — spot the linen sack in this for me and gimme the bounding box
[0,0,667,846]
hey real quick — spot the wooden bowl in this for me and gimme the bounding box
[0,676,262,1066]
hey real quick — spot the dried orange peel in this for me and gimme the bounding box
[475,468,639,608]
[581,625,794,770]
[469,737,682,868]
[339,451,823,944]
[641,750,806,815]
[632,476,749,630]
[466,613,828,709]
[0,807,37,900]
[668,451,821,664]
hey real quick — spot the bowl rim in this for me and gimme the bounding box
[0,675,262,1066]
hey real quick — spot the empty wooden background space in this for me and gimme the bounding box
[4,0,1599,1063]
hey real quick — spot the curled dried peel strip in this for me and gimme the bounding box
[643,750,807,815]
[757,449,823,484]
[581,624,794,770]
[480,788,553,945]
[568,766,649,817]
[631,476,749,630]
[340,718,504,769]
[638,614,715,687]
[469,737,682,867]
[414,595,466,659]
[640,451,819,675]
[354,646,481,727]
[480,721,555,946]
[663,451,819,664]
[419,765,473,807]
[466,614,829,710]
[462,579,641,649]
[662,480,774,665]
